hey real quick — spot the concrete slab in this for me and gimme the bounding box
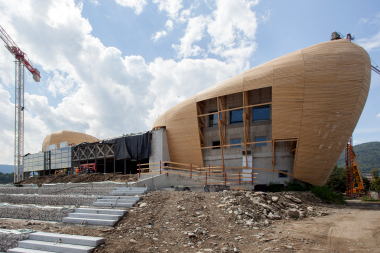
[18,240,94,253]
[114,187,147,191]
[92,202,134,207]
[7,248,55,253]
[99,196,141,200]
[62,217,117,226]
[109,191,143,196]
[95,199,136,203]
[68,213,121,221]
[28,232,105,247]
[74,208,127,215]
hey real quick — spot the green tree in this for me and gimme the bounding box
[0,172,14,184]
[362,177,371,192]
[371,169,379,180]
[325,165,346,193]
[371,177,380,191]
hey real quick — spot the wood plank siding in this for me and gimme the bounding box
[152,39,371,185]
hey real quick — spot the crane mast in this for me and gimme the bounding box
[0,25,40,183]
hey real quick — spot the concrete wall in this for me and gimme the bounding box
[149,128,170,167]
[200,87,294,185]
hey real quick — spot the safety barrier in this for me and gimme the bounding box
[137,161,259,186]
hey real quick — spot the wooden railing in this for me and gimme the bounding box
[137,161,259,186]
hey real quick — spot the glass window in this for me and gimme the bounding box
[279,170,288,178]
[208,112,219,127]
[212,141,220,149]
[253,105,270,122]
[255,136,267,146]
[231,138,241,148]
[230,109,243,124]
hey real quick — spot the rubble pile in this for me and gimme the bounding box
[0,229,32,252]
[0,194,98,206]
[219,191,329,227]
[0,205,72,221]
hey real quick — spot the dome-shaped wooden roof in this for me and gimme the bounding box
[42,130,99,151]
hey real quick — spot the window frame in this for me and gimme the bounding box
[252,105,271,122]
[229,109,244,125]
[231,138,242,148]
[278,170,288,178]
[212,141,221,149]
[255,136,267,146]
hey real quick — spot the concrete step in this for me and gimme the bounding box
[18,240,94,253]
[62,217,117,226]
[99,195,141,200]
[28,232,105,247]
[109,191,143,196]
[74,208,127,216]
[114,187,147,191]
[68,213,121,221]
[7,248,55,253]
[96,199,136,203]
[93,202,133,207]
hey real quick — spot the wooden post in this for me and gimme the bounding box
[206,172,208,185]
[167,164,169,177]
[209,164,210,176]
[251,171,253,185]
[239,171,241,185]
[224,172,227,186]
[139,163,141,178]
[160,160,162,174]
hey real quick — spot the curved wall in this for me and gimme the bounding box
[153,39,371,185]
[42,130,99,151]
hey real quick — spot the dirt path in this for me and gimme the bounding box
[283,200,380,252]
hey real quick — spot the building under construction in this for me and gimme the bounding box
[23,35,372,187]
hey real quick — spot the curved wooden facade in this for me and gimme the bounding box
[153,39,371,186]
[42,130,99,151]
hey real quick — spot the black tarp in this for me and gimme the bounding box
[114,132,151,160]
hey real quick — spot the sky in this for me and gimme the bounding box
[0,0,379,165]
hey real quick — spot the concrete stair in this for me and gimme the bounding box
[7,231,104,253]
[62,208,127,226]
[92,187,146,207]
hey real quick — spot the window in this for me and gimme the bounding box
[279,170,288,178]
[231,138,241,148]
[230,109,243,124]
[208,112,219,127]
[255,136,267,146]
[253,105,270,122]
[212,141,220,149]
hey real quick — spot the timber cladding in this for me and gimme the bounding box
[153,39,371,186]
[42,130,99,151]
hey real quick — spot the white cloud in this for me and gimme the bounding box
[152,30,168,42]
[357,31,380,52]
[172,15,209,58]
[151,20,174,42]
[152,0,183,20]
[88,0,100,6]
[165,20,174,30]
[115,0,147,15]
[377,113,380,118]
[0,0,261,164]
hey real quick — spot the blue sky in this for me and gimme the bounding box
[0,0,379,164]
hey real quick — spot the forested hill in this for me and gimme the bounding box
[336,141,380,174]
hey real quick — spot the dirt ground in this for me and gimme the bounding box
[19,173,138,187]
[1,192,380,252]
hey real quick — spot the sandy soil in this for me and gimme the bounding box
[1,193,380,252]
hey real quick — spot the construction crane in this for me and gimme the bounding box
[0,25,41,183]
[345,137,365,197]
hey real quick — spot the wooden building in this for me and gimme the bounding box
[152,39,371,186]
